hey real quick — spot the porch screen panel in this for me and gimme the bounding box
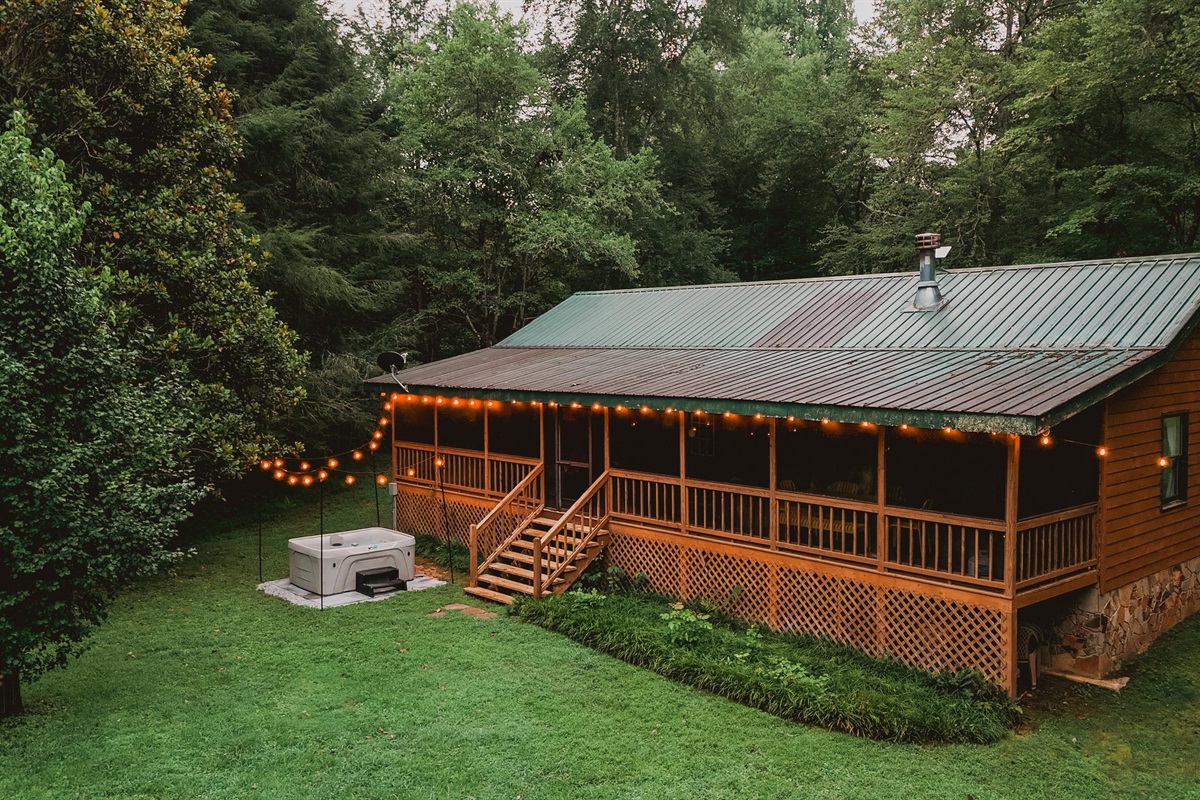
[886,428,1006,519]
[395,402,434,444]
[1019,405,1101,518]
[487,402,540,457]
[775,419,876,500]
[685,412,769,488]
[438,404,483,450]
[610,408,680,476]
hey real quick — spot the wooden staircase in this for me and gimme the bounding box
[465,468,612,605]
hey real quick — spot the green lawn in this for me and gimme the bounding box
[2,486,1198,799]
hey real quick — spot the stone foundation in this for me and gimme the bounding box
[1045,554,1200,677]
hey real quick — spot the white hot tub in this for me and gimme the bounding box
[288,527,416,595]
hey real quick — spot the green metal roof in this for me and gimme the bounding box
[368,253,1200,434]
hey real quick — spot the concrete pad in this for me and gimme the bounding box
[258,574,446,609]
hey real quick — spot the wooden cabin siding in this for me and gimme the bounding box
[1101,326,1200,592]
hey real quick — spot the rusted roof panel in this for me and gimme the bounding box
[368,253,1200,432]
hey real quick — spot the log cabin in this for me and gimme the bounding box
[367,238,1200,695]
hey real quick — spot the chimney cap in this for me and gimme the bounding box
[915,232,942,250]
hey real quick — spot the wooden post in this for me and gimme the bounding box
[876,426,887,651]
[483,404,490,495]
[877,426,887,571]
[538,402,546,502]
[1097,400,1109,593]
[679,411,688,536]
[1004,434,1021,698]
[603,407,612,514]
[468,523,478,587]
[768,417,778,549]
[532,536,543,599]
[1005,435,1020,597]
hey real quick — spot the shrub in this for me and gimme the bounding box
[513,591,1019,744]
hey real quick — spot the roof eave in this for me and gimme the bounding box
[365,379,1042,435]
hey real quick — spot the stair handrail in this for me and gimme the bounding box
[537,469,611,595]
[470,463,544,587]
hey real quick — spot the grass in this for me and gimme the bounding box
[0,484,1197,799]
[512,590,1018,743]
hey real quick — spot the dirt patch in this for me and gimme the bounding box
[415,556,452,582]
[425,602,497,620]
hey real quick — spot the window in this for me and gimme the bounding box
[1162,413,1188,508]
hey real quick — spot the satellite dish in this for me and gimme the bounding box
[377,351,409,373]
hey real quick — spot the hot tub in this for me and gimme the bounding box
[288,527,416,595]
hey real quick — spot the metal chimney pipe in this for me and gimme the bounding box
[911,232,947,312]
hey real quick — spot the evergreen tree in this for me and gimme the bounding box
[185,0,394,451]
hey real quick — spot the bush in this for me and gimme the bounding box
[512,591,1019,744]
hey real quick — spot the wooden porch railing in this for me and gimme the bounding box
[686,478,771,544]
[778,490,878,565]
[594,471,1099,595]
[884,509,1006,587]
[394,441,538,496]
[610,470,681,524]
[469,464,544,587]
[1015,503,1098,588]
[535,470,611,597]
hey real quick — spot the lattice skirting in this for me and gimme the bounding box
[607,525,1013,689]
[394,485,521,556]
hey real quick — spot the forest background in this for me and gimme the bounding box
[7,0,1200,455]
[182,0,1200,453]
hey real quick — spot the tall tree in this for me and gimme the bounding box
[0,0,305,481]
[0,117,200,717]
[818,0,1073,274]
[1003,0,1200,257]
[379,3,666,358]
[185,0,394,450]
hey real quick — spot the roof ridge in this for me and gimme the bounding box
[570,252,1200,297]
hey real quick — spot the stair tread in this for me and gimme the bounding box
[477,574,538,594]
[505,550,584,568]
[487,562,552,580]
[464,585,514,605]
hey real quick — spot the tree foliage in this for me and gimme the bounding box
[0,117,200,716]
[0,0,305,482]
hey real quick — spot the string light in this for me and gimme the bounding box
[379,417,389,426]
[1158,457,1170,468]
[900,424,908,430]
[383,402,392,411]
[821,418,830,425]
[641,406,650,413]
[327,458,338,469]
[754,413,763,420]
[592,403,602,410]
[407,468,416,477]
[274,458,284,468]
[368,441,379,451]
[301,475,313,487]
[300,461,311,471]
[422,396,431,404]
[377,475,388,485]
[318,470,328,481]
[260,459,272,470]
[273,469,285,480]
[345,475,356,485]
[352,451,363,461]
[436,397,445,405]
[1040,434,1052,446]
[1097,447,1108,457]
[435,457,445,468]
[616,405,626,412]
[724,411,732,418]
[287,475,298,486]
[373,431,384,440]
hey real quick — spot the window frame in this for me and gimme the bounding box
[1161,411,1188,510]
